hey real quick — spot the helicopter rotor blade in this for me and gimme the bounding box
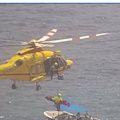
[0,40,29,47]
[35,43,54,47]
[21,42,29,45]
[41,33,109,44]
[37,29,57,42]
[0,40,28,45]
[0,44,27,47]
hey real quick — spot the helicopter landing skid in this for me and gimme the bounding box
[58,74,64,80]
[35,82,42,91]
[11,81,17,89]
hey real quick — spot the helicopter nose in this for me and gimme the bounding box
[66,59,73,69]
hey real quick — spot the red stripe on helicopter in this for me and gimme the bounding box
[0,73,30,76]
[51,30,56,33]
[89,35,96,38]
[46,34,53,37]
[47,31,56,37]
[72,37,80,41]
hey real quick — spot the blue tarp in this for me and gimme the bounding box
[60,99,89,113]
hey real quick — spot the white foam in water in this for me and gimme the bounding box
[117,94,120,96]
[8,101,11,104]
[9,115,12,118]
[0,116,4,119]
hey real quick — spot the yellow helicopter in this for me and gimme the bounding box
[0,29,109,90]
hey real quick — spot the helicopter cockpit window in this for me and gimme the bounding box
[14,59,23,66]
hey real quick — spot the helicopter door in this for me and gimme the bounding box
[44,59,52,75]
[29,62,45,79]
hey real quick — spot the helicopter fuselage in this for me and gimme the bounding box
[0,47,73,82]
